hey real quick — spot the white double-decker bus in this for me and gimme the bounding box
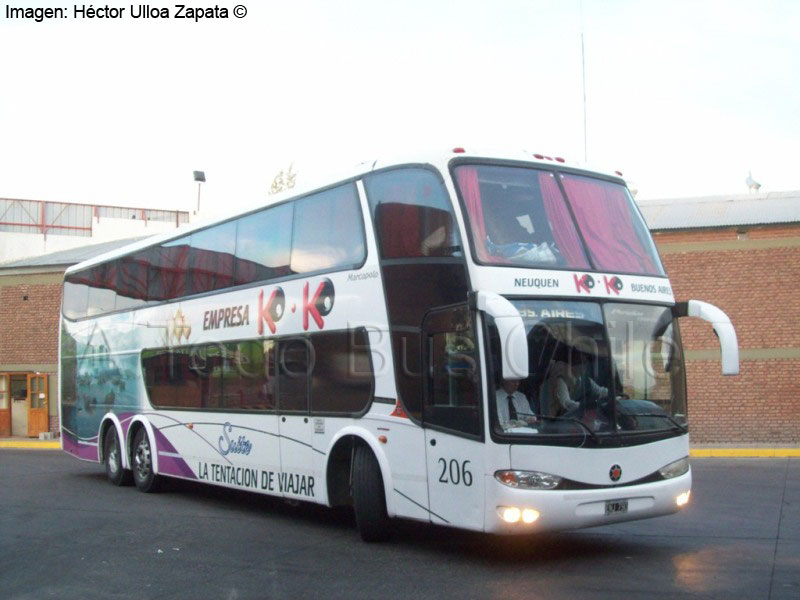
[60,149,738,541]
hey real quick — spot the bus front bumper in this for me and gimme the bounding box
[484,470,692,534]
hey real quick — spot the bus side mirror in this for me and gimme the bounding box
[472,291,528,379]
[673,300,739,375]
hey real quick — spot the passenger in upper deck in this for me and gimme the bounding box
[483,193,558,265]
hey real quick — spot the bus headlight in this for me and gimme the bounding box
[496,506,540,524]
[659,457,690,480]
[499,506,521,523]
[495,470,562,490]
[522,508,540,523]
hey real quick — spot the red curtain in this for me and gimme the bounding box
[120,255,148,301]
[539,173,589,269]
[162,244,189,299]
[376,202,422,258]
[455,167,489,262]
[561,175,657,274]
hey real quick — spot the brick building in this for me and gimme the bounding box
[0,197,190,438]
[639,191,800,445]
[0,239,145,437]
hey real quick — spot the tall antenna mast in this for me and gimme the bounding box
[580,0,588,163]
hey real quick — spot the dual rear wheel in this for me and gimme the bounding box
[103,427,159,492]
[103,428,132,486]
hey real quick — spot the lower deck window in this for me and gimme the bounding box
[142,328,373,415]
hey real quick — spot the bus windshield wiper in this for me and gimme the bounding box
[534,415,601,443]
[622,412,688,433]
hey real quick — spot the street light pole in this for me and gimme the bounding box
[193,170,206,214]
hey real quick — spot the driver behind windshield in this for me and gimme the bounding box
[495,378,539,431]
[545,349,609,417]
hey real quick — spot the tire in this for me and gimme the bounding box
[132,428,160,493]
[352,445,391,542]
[103,428,132,486]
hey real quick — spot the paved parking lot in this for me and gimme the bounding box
[0,450,797,599]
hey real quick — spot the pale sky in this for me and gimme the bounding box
[1,0,798,218]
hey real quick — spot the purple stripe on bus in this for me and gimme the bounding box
[62,432,99,461]
[152,426,197,480]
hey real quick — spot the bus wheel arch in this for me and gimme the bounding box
[325,429,394,509]
[325,430,393,542]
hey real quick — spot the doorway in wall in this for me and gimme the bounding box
[1,373,49,437]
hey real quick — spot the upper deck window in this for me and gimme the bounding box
[63,183,367,320]
[454,165,589,270]
[364,167,462,260]
[453,164,664,276]
[560,174,664,276]
[290,184,366,273]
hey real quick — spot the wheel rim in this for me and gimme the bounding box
[134,436,151,481]
[108,439,119,475]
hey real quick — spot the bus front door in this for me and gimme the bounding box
[424,430,484,531]
[422,304,485,531]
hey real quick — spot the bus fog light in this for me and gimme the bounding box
[659,457,690,479]
[498,506,521,523]
[522,508,539,524]
[495,470,562,490]
[676,491,690,507]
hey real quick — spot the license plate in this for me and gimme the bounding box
[605,500,628,515]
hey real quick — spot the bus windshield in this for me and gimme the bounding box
[488,300,686,441]
[454,164,664,276]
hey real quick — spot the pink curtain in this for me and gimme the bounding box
[561,175,658,274]
[455,167,489,261]
[539,173,589,269]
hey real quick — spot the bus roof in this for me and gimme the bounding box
[64,149,626,275]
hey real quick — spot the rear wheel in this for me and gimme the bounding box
[103,428,132,486]
[352,445,391,542]
[132,428,160,493]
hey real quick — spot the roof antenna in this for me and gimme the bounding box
[580,0,588,163]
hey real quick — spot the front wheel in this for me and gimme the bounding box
[352,445,391,542]
[132,428,160,493]
[104,428,132,486]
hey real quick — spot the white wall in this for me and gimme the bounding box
[0,216,191,264]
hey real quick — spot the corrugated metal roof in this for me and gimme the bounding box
[0,236,150,269]
[637,190,800,230]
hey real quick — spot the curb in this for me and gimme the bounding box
[690,448,800,458]
[0,440,61,450]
